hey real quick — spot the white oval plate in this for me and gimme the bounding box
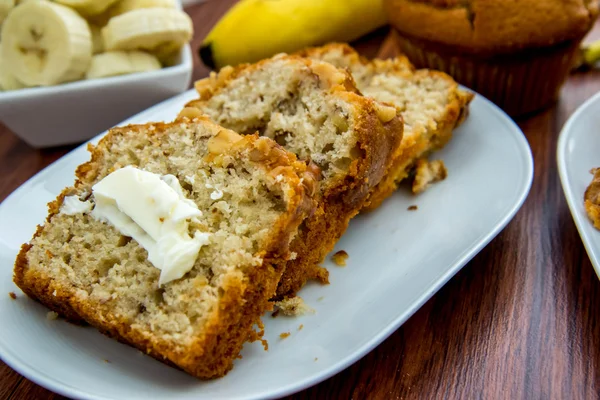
[558,90,600,278]
[0,90,533,400]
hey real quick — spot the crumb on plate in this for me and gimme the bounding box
[298,324,304,331]
[8,292,16,300]
[274,296,314,316]
[332,250,349,266]
[408,205,418,211]
[46,311,59,320]
[279,332,291,339]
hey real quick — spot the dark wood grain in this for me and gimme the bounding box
[3,1,600,399]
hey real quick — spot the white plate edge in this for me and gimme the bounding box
[0,92,535,400]
[259,94,535,400]
[557,90,600,279]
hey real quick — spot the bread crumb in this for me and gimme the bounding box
[317,296,324,302]
[314,357,318,362]
[279,332,291,339]
[8,292,16,300]
[104,359,111,363]
[331,250,348,266]
[412,159,447,194]
[46,311,59,320]
[298,324,304,331]
[274,296,314,316]
[407,205,418,211]
[271,309,280,318]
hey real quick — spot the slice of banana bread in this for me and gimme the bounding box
[13,117,318,379]
[182,55,404,298]
[298,43,474,210]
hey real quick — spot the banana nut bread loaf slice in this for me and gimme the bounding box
[182,54,404,298]
[13,117,318,379]
[298,43,474,210]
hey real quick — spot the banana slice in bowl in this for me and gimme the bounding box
[1,1,92,86]
[54,0,120,16]
[108,0,177,17]
[0,0,192,148]
[86,50,161,79]
[102,8,193,53]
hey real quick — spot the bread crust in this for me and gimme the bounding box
[384,0,600,54]
[184,55,404,298]
[363,68,473,210]
[298,43,473,211]
[13,119,318,379]
[275,89,404,297]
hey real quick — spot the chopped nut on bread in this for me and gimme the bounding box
[184,54,404,298]
[13,118,318,379]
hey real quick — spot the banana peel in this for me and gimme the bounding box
[200,0,387,70]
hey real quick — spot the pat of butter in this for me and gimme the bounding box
[91,166,210,286]
[60,196,93,215]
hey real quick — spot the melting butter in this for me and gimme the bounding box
[91,166,210,286]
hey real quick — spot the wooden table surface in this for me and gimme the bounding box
[3,1,600,399]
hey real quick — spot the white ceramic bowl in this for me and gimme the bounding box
[0,3,193,148]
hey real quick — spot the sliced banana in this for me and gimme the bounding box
[90,24,104,54]
[0,0,15,26]
[0,49,26,90]
[86,50,161,79]
[1,1,92,86]
[102,8,193,54]
[108,0,176,18]
[54,0,120,16]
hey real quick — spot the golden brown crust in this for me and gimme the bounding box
[275,94,403,298]
[384,0,600,54]
[585,168,600,230]
[183,54,404,298]
[364,74,472,210]
[299,43,473,211]
[296,42,415,77]
[189,55,361,109]
[13,119,317,379]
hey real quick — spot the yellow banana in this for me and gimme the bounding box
[200,0,386,70]
[572,40,600,71]
[583,40,600,67]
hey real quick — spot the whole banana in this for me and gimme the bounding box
[200,0,386,70]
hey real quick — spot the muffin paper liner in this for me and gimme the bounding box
[394,31,581,117]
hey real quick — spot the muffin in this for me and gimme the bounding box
[384,0,600,116]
